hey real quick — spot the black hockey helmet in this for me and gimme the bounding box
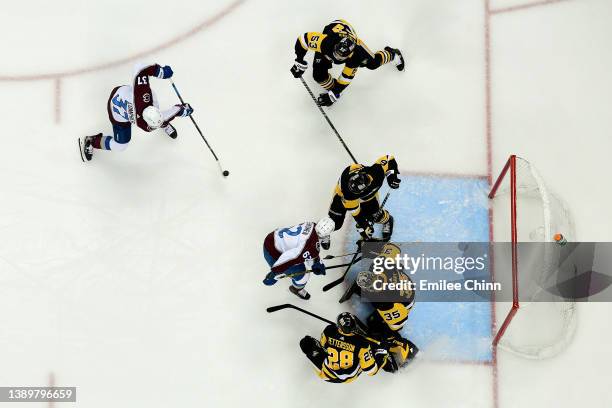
[333,36,356,61]
[337,312,357,334]
[347,170,370,195]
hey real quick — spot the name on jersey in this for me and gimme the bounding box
[127,103,135,123]
[302,222,313,236]
[328,337,355,352]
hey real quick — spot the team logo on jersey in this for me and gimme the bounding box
[143,93,151,103]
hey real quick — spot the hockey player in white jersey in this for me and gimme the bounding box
[78,63,194,162]
[262,217,335,299]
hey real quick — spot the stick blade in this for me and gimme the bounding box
[77,138,85,162]
[266,304,292,313]
[322,278,343,292]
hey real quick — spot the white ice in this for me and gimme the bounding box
[0,0,611,407]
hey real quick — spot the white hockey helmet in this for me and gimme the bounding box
[315,217,335,238]
[142,106,163,129]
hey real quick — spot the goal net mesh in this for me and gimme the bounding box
[490,156,577,359]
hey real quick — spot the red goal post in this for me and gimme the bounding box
[489,155,519,348]
[488,155,577,359]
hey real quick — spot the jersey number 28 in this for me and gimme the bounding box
[326,348,353,370]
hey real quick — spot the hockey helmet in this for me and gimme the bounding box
[315,217,335,238]
[143,106,163,129]
[333,36,356,61]
[336,312,357,334]
[356,270,377,292]
[347,169,370,195]
[315,217,334,250]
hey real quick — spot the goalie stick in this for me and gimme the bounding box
[338,280,360,304]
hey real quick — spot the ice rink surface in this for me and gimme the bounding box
[1,0,611,407]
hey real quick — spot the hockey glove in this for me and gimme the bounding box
[373,348,390,370]
[290,60,308,78]
[263,271,279,286]
[317,91,339,107]
[387,172,401,189]
[179,103,194,117]
[157,65,174,79]
[311,260,326,276]
[357,223,374,240]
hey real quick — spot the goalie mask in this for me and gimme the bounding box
[333,36,356,61]
[356,270,377,292]
[347,170,370,195]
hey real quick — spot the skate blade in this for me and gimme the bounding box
[77,138,85,162]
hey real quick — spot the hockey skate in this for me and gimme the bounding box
[385,46,405,72]
[163,124,177,139]
[289,286,311,300]
[78,136,94,162]
[382,215,394,241]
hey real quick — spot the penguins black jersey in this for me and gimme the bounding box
[317,324,380,383]
[334,155,399,213]
[294,20,393,95]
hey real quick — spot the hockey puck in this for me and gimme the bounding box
[223,170,230,177]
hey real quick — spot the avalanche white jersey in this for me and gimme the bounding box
[109,85,159,125]
[273,221,315,252]
[265,222,320,273]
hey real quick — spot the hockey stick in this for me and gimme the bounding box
[266,304,334,325]
[170,79,229,177]
[323,251,359,260]
[338,280,359,304]
[299,77,358,164]
[321,191,392,292]
[379,191,391,208]
[274,260,360,280]
[322,251,361,292]
[266,303,385,346]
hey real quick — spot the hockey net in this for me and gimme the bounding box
[489,155,577,359]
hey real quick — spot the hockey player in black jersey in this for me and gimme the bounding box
[328,155,401,241]
[290,19,405,106]
[299,312,390,383]
[354,243,419,367]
